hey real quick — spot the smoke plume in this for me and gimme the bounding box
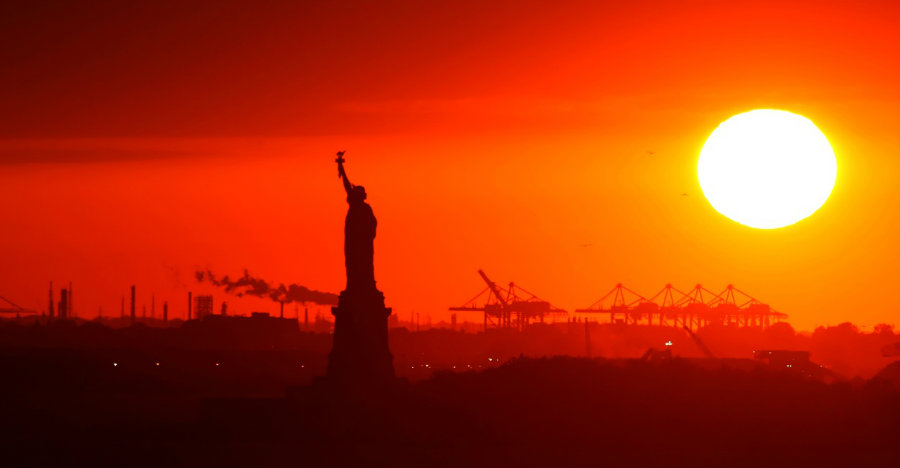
[195,269,338,306]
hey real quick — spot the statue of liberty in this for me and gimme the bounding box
[336,151,377,292]
[327,151,394,385]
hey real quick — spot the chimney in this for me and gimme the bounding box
[59,289,68,320]
[48,281,54,319]
[68,281,73,318]
[130,285,136,322]
[163,301,168,322]
[304,307,309,329]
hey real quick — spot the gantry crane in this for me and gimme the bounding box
[0,294,37,319]
[576,283,786,330]
[450,270,567,331]
[708,284,787,327]
[575,283,650,324]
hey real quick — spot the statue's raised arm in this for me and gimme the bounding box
[336,151,352,196]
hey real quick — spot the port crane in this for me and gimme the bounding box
[575,283,787,330]
[450,270,567,331]
[574,283,650,325]
[0,294,37,318]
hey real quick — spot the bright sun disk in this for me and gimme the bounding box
[697,109,837,229]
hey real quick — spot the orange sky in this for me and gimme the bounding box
[1,0,898,330]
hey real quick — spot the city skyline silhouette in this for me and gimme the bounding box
[0,1,897,467]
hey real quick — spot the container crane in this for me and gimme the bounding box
[575,283,648,324]
[450,270,567,331]
[710,284,787,327]
[0,294,37,319]
[575,283,786,330]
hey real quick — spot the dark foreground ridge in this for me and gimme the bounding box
[1,355,897,467]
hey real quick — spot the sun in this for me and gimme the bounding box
[697,109,837,229]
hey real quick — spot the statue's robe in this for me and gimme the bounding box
[344,199,376,291]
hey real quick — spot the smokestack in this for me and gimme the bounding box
[188,291,192,321]
[304,307,309,329]
[68,281,73,319]
[48,281,54,319]
[130,285,135,322]
[59,289,68,320]
[163,301,168,322]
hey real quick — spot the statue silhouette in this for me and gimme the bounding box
[337,155,377,291]
[325,152,395,386]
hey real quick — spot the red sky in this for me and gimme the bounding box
[1,0,898,330]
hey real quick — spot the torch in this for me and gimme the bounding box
[335,150,345,178]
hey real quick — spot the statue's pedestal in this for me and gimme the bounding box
[325,287,395,388]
